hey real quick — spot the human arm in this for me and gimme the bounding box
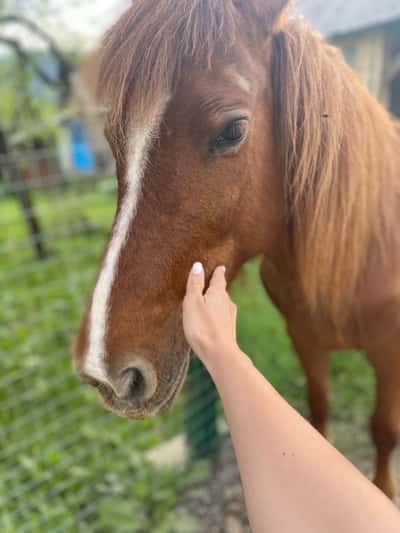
[182,262,400,533]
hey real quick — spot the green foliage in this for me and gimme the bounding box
[0,1,73,147]
[0,55,60,146]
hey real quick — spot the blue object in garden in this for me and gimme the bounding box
[66,120,96,173]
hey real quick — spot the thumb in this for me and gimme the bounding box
[186,262,205,298]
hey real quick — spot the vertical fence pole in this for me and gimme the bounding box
[184,355,219,460]
[0,129,47,260]
[15,173,48,260]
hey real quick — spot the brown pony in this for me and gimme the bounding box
[74,0,400,499]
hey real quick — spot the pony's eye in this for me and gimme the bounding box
[211,118,248,152]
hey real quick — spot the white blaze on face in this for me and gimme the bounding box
[83,104,166,383]
[234,73,251,94]
[225,68,252,94]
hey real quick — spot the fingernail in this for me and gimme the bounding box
[192,262,203,275]
[221,266,227,273]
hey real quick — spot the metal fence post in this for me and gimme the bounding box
[184,355,219,460]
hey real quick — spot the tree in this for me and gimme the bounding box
[0,10,73,101]
[0,1,74,260]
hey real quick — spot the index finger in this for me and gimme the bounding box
[185,262,205,298]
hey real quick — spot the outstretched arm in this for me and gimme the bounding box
[183,262,400,533]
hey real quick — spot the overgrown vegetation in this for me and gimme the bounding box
[0,177,375,531]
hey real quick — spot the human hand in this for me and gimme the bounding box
[182,262,239,369]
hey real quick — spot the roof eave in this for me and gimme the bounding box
[329,17,400,40]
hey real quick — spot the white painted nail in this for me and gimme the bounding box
[192,262,203,275]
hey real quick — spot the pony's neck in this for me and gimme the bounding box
[271,20,400,323]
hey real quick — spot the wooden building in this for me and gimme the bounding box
[299,0,400,116]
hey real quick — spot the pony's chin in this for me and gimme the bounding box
[99,351,190,420]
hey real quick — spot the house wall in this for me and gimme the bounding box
[386,21,400,117]
[333,30,388,104]
[391,74,400,117]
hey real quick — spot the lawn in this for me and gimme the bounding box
[0,175,375,531]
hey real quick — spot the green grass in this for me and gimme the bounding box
[0,177,376,531]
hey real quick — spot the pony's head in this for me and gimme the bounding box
[74,0,291,418]
[74,0,396,418]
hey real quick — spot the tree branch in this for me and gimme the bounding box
[0,15,60,53]
[0,14,72,99]
[0,35,64,88]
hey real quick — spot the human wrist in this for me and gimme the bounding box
[200,343,251,378]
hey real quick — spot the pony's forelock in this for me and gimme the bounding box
[98,0,293,153]
[99,0,243,152]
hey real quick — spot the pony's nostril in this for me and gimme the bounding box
[118,360,158,404]
[121,368,147,401]
[81,357,158,406]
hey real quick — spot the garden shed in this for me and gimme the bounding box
[298,0,400,115]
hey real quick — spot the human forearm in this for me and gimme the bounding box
[208,348,400,533]
[182,263,400,532]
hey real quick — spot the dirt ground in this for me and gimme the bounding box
[177,420,400,532]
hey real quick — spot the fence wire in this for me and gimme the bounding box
[0,150,222,532]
